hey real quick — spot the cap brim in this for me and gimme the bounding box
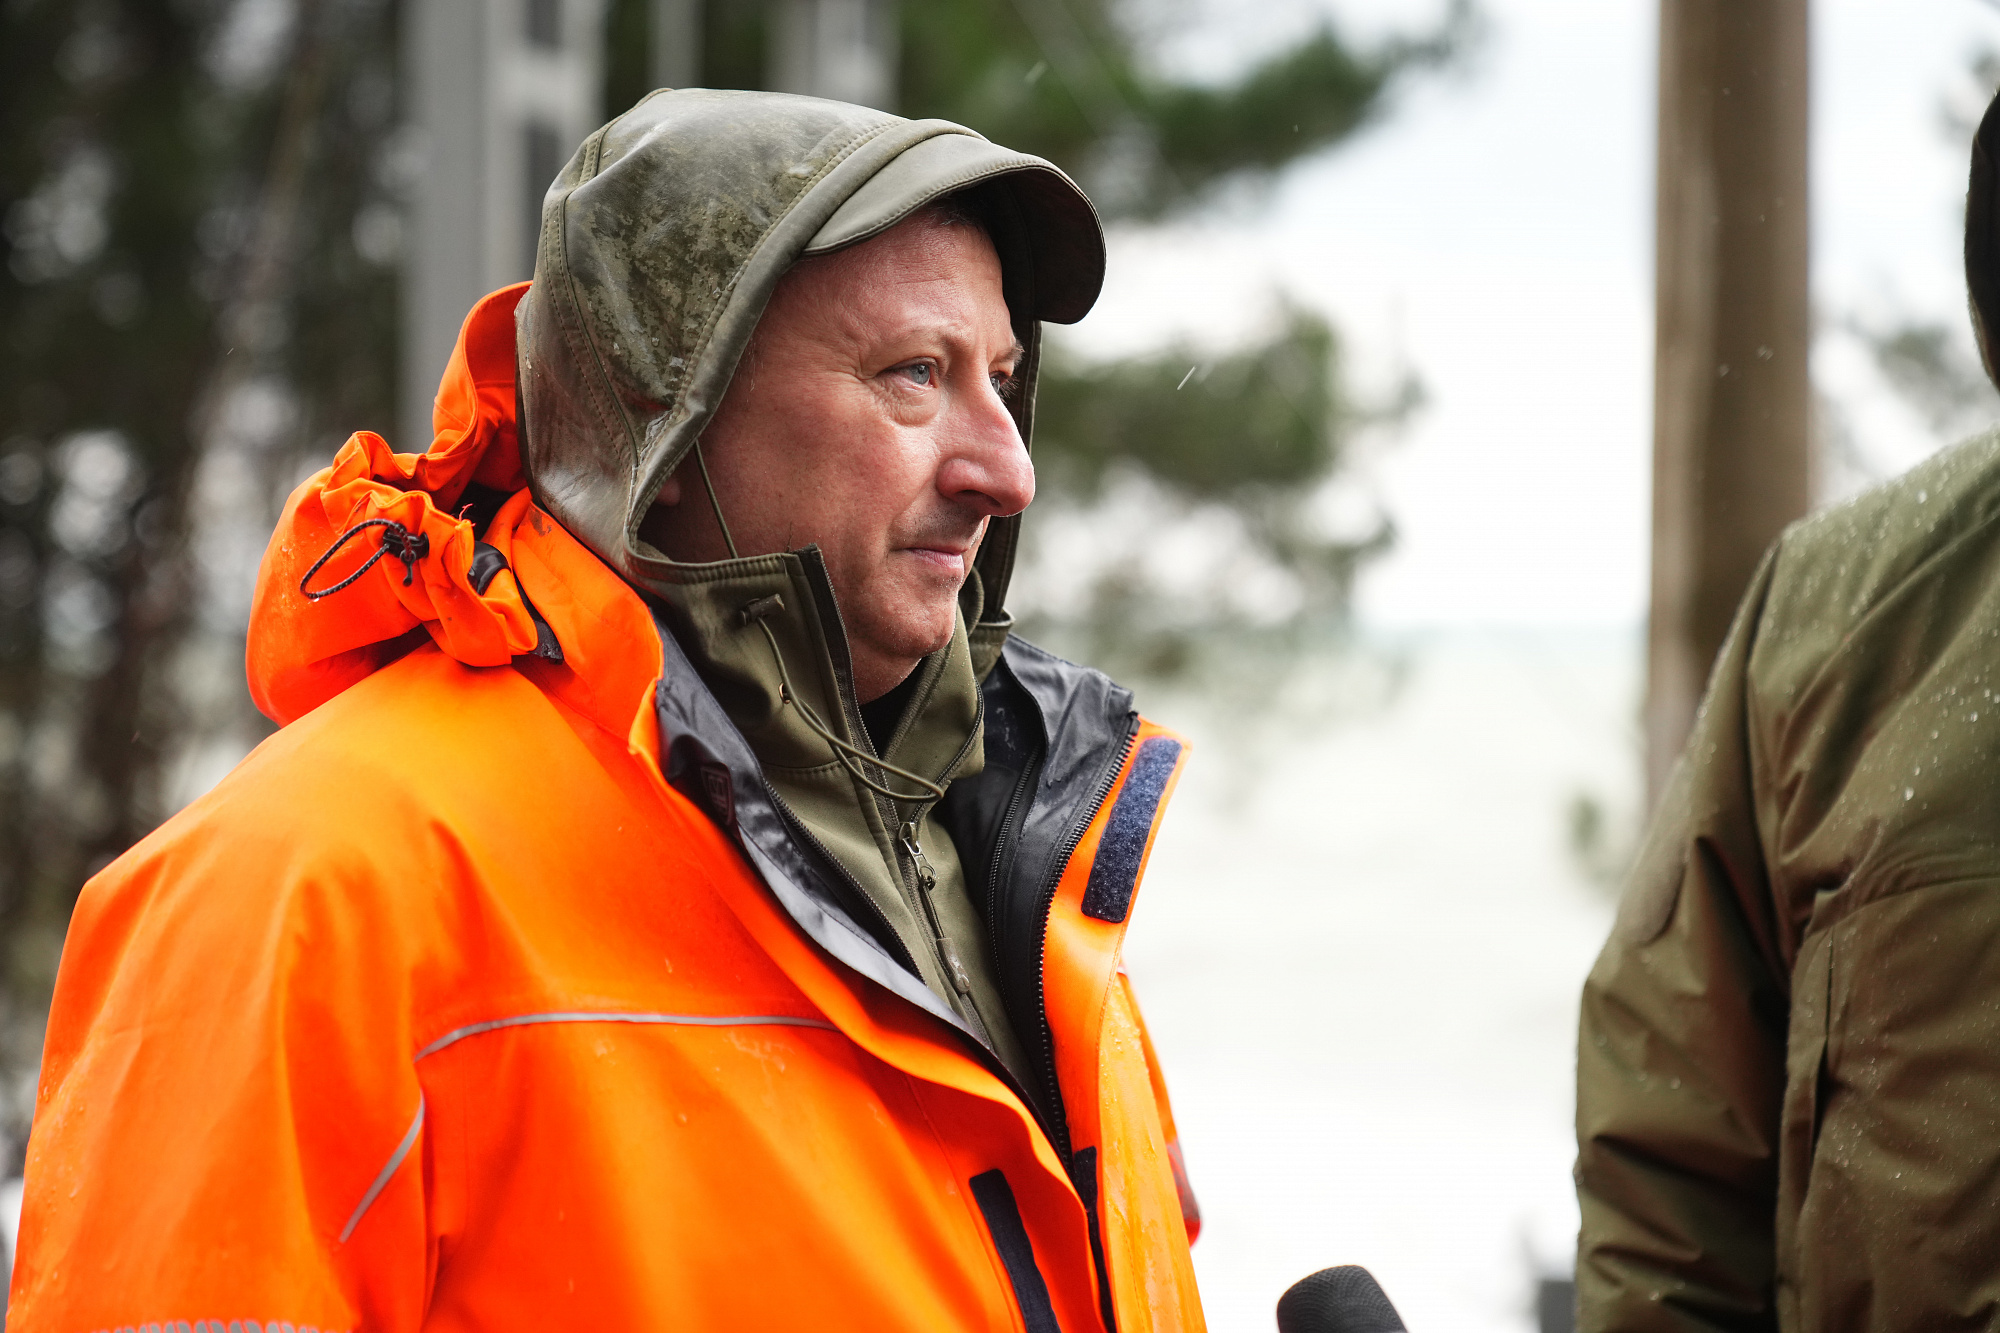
[804,130,1105,325]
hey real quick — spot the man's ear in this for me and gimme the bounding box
[636,453,695,559]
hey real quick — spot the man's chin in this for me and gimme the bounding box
[854,603,957,667]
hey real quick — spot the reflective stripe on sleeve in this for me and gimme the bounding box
[336,1013,840,1244]
[412,1009,838,1061]
[340,1098,425,1243]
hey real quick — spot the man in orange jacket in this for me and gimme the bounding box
[10,90,1204,1331]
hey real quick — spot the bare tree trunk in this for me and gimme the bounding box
[1646,0,1811,806]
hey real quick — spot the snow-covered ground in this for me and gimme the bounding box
[1122,625,1636,1331]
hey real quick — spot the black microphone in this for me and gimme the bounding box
[1276,1266,1408,1333]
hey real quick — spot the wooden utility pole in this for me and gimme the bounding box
[1646,0,1811,805]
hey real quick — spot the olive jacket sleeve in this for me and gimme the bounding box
[1575,549,1794,1333]
[1579,433,2000,1331]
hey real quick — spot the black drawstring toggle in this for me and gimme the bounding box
[740,593,784,626]
[298,518,431,601]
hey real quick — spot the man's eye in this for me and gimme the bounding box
[991,372,1019,401]
[895,362,935,387]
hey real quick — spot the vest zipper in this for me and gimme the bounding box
[1023,712,1138,1332]
[902,820,975,997]
[758,783,1062,1162]
[875,695,989,1040]
[792,548,992,1046]
[899,814,1002,1054]
[763,758,1013,1067]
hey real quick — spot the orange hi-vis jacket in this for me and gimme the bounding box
[10,285,1203,1332]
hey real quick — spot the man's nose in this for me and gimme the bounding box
[938,376,1035,518]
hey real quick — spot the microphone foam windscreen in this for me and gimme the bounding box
[1276,1265,1408,1333]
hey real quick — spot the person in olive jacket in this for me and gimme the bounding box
[1575,90,2000,1331]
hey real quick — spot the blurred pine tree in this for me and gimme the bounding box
[898,0,1467,220]
[1018,305,1412,682]
[0,0,400,1145]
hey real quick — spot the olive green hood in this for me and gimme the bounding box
[514,87,1104,616]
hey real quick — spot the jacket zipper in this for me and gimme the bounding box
[1022,712,1138,1333]
[901,821,977,998]
[879,696,988,1034]
[1027,712,1139,1165]
[984,748,1043,979]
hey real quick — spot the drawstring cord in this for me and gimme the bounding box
[690,439,942,805]
[299,518,430,600]
[695,437,739,561]
[740,595,946,805]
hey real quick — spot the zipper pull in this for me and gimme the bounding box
[938,938,975,997]
[902,821,972,996]
[900,820,938,894]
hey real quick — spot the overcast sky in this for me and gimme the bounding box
[1064,0,2000,627]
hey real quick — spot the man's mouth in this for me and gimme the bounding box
[903,544,973,576]
[896,512,986,578]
